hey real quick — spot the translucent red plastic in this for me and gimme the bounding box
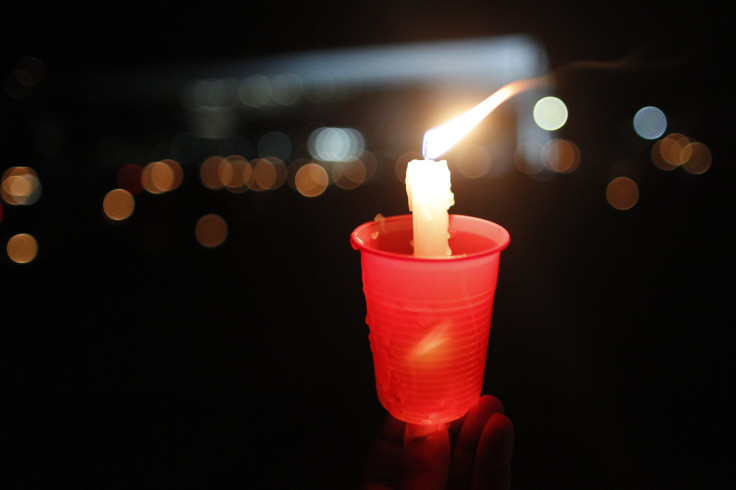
[351,214,510,424]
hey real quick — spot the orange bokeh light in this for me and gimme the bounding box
[103,188,135,221]
[606,177,639,210]
[195,214,228,248]
[200,155,225,190]
[294,163,329,197]
[543,139,581,174]
[7,233,38,264]
[1,166,41,205]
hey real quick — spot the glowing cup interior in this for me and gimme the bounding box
[351,214,510,424]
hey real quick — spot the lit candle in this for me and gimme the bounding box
[351,83,522,424]
[405,159,454,257]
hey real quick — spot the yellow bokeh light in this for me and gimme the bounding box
[295,163,329,197]
[606,177,639,210]
[103,188,135,221]
[533,96,568,131]
[7,233,38,264]
[195,214,228,248]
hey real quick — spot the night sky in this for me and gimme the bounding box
[3,2,733,488]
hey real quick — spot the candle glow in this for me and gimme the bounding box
[422,77,546,160]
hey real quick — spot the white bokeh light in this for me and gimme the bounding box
[533,96,568,131]
[633,106,667,140]
[307,127,365,162]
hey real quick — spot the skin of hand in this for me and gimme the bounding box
[360,395,513,490]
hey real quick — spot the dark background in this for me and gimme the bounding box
[3,1,733,488]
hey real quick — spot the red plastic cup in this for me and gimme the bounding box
[351,214,510,424]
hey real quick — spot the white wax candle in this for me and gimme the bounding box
[405,159,455,257]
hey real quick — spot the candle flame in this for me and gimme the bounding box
[422,77,547,160]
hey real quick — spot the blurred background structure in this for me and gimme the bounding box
[3,2,733,488]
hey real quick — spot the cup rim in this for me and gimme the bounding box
[350,214,510,262]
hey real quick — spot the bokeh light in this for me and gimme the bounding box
[1,166,41,205]
[7,233,38,264]
[200,155,225,190]
[258,131,292,161]
[514,141,545,175]
[219,155,251,193]
[239,75,272,107]
[542,139,581,174]
[308,127,365,162]
[103,189,135,221]
[116,164,144,194]
[195,214,228,248]
[452,144,492,179]
[270,73,303,106]
[651,133,691,170]
[681,141,712,175]
[141,160,182,194]
[633,106,667,140]
[294,163,329,197]
[248,157,286,191]
[332,159,367,189]
[606,177,639,210]
[533,96,568,131]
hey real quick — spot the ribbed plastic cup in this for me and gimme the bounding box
[350,214,510,424]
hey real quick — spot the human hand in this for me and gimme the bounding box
[359,395,513,490]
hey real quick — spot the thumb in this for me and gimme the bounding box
[400,423,450,490]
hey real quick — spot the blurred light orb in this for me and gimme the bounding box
[200,155,225,190]
[681,141,712,175]
[295,163,329,197]
[195,214,228,248]
[332,159,367,189]
[7,233,38,264]
[308,127,365,162]
[219,155,251,193]
[258,131,292,161]
[606,177,639,210]
[249,157,280,191]
[542,139,581,173]
[116,164,144,194]
[239,74,272,107]
[633,106,667,140]
[1,166,41,205]
[270,73,302,106]
[142,160,182,194]
[103,188,135,221]
[453,144,492,179]
[514,141,545,175]
[533,96,568,131]
[652,133,690,170]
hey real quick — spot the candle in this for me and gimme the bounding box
[405,159,454,257]
[350,83,522,424]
